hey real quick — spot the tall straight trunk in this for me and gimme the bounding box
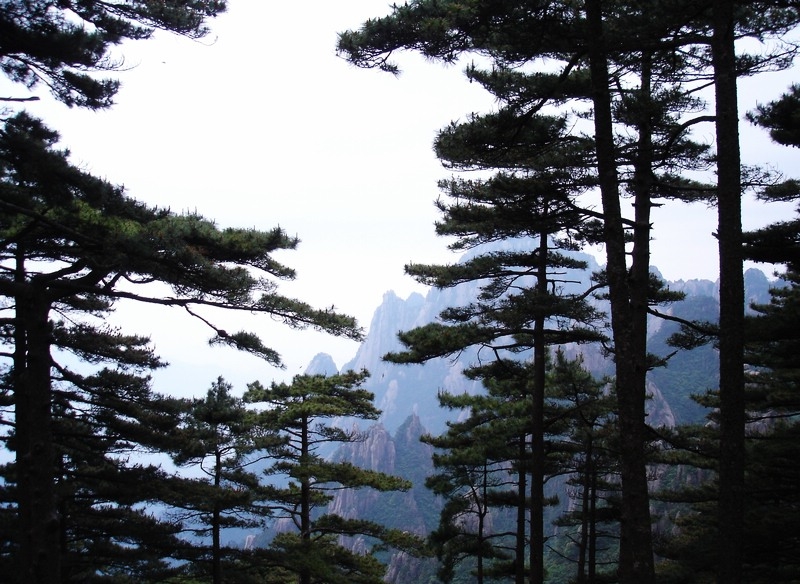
[477,466,487,584]
[515,439,527,584]
[14,282,60,584]
[588,465,598,583]
[576,440,592,584]
[630,52,654,381]
[584,1,654,582]
[529,229,549,584]
[712,1,745,582]
[300,415,311,584]
[213,449,222,584]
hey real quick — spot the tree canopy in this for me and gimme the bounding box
[0,0,227,108]
[244,371,423,584]
[0,111,361,583]
[338,2,800,583]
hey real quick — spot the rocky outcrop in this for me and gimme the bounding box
[329,415,436,537]
[326,415,439,583]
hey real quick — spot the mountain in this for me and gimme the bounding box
[302,245,781,582]
[305,352,340,376]
[333,241,778,433]
[330,414,439,537]
[340,240,607,433]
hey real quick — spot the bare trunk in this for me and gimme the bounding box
[529,230,548,584]
[584,2,654,582]
[213,448,222,584]
[576,441,591,584]
[516,439,527,584]
[14,279,60,584]
[588,462,598,583]
[712,2,745,582]
[477,467,486,584]
[300,415,311,584]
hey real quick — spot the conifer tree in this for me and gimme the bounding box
[654,80,800,578]
[338,4,800,582]
[169,377,275,584]
[338,5,715,581]
[0,0,226,108]
[375,63,609,584]
[7,339,194,582]
[655,265,800,583]
[423,362,538,584]
[243,371,421,584]
[709,5,747,580]
[547,350,619,584]
[681,10,800,577]
[340,2,702,582]
[384,194,604,584]
[0,112,361,583]
[739,267,800,583]
[730,96,800,581]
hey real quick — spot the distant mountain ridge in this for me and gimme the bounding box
[321,241,778,433]
[296,245,780,583]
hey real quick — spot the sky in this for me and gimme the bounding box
[5,1,799,396]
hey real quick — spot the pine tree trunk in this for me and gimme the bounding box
[588,464,598,583]
[213,448,222,584]
[584,2,655,582]
[516,440,526,584]
[14,282,61,584]
[300,415,311,584]
[478,469,486,584]
[712,1,745,582]
[529,230,548,584]
[575,437,597,584]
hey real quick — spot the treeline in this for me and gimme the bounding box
[0,92,424,582]
[1,1,800,584]
[338,1,800,584]
[0,2,411,583]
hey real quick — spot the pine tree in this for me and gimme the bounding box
[734,95,800,579]
[654,77,800,578]
[699,9,800,576]
[709,5,747,580]
[338,4,719,581]
[0,0,226,108]
[655,265,800,583]
[423,361,538,584]
[0,324,197,581]
[243,371,422,584]
[339,4,800,582]
[377,69,609,584]
[0,112,361,583]
[741,269,800,583]
[547,350,619,584]
[169,377,275,584]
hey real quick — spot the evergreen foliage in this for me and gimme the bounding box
[655,88,800,582]
[339,3,706,582]
[0,0,226,108]
[655,266,800,583]
[0,1,797,583]
[423,362,537,584]
[339,3,800,582]
[0,112,361,583]
[748,84,800,148]
[168,377,274,584]
[546,351,619,584]
[243,371,424,584]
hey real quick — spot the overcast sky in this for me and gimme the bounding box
[6,1,799,396]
